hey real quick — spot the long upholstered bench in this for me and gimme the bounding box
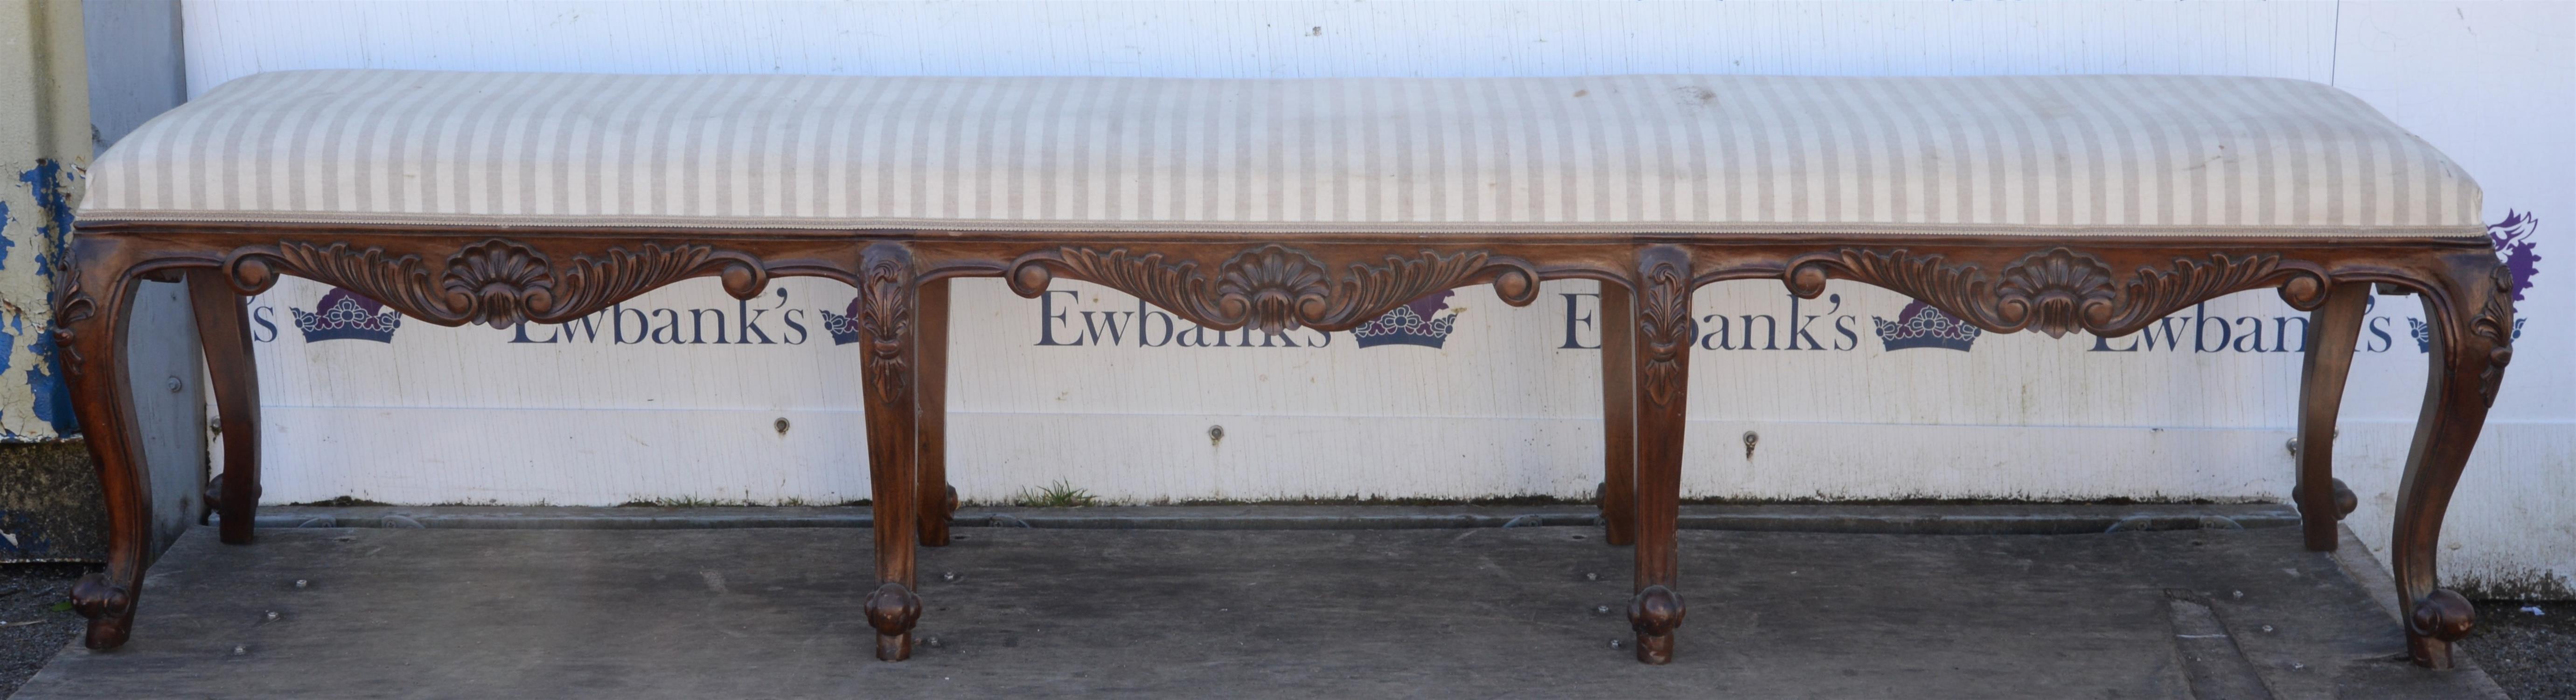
[63,70,2510,667]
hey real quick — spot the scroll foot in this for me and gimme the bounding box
[866,581,923,661]
[1628,585,1686,665]
[70,574,135,650]
[2409,588,2475,668]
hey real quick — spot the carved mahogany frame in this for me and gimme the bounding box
[55,222,2509,668]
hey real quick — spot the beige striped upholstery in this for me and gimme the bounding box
[81,70,2482,237]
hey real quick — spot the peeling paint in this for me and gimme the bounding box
[23,325,73,435]
[0,160,76,276]
[0,161,77,441]
[21,165,76,433]
[0,317,14,433]
[17,161,74,270]
[0,190,10,273]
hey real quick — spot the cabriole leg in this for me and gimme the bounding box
[2294,282,2367,552]
[916,277,955,547]
[2391,259,2514,669]
[187,271,262,545]
[857,243,924,661]
[53,242,153,650]
[1599,282,1637,547]
[1626,246,1692,665]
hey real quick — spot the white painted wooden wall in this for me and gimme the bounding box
[167,1,2572,595]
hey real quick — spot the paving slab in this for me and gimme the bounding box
[247,503,2302,535]
[16,522,2502,699]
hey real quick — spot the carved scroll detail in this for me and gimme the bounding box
[2411,588,2477,643]
[2102,252,2298,331]
[224,238,768,329]
[68,574,132,623]
[49,267,96,377]
[858,247,916,407]
[2470,266,2517,406]
[1786,246,2307,339]
[1006,244,1538,335]
[1636,259,1692,406]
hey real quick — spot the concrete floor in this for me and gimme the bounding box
[14,515,2508,699]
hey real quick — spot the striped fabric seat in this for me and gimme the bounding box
[80,70,2482,237]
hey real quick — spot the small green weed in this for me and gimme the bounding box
[618,496,742,508]
[1013,480,1098,508]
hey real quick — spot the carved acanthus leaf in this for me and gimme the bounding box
[1636,258,1693,406]
[2470,265,2517,406]
[2098,252,2286,331]
[1321,250,1515,329]
[1008,245,1537,335]
[49,266,96,376]
[1786,246,2301,339]
[858,249,916,406]
[226,238,767,329]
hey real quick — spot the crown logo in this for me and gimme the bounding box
[822,297,862,345]
[1353,291,1461,349]
[291,287,402,343]
[2410,316,2525,353]
[2404,210,2543,352]
[2489,210,2542,301]
[1872,300,1981,351]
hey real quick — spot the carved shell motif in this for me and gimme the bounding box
[443,240,557,327]
[1992,248,2116,334]
[1213,245,1331,336]
[1006,244,1539,335]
